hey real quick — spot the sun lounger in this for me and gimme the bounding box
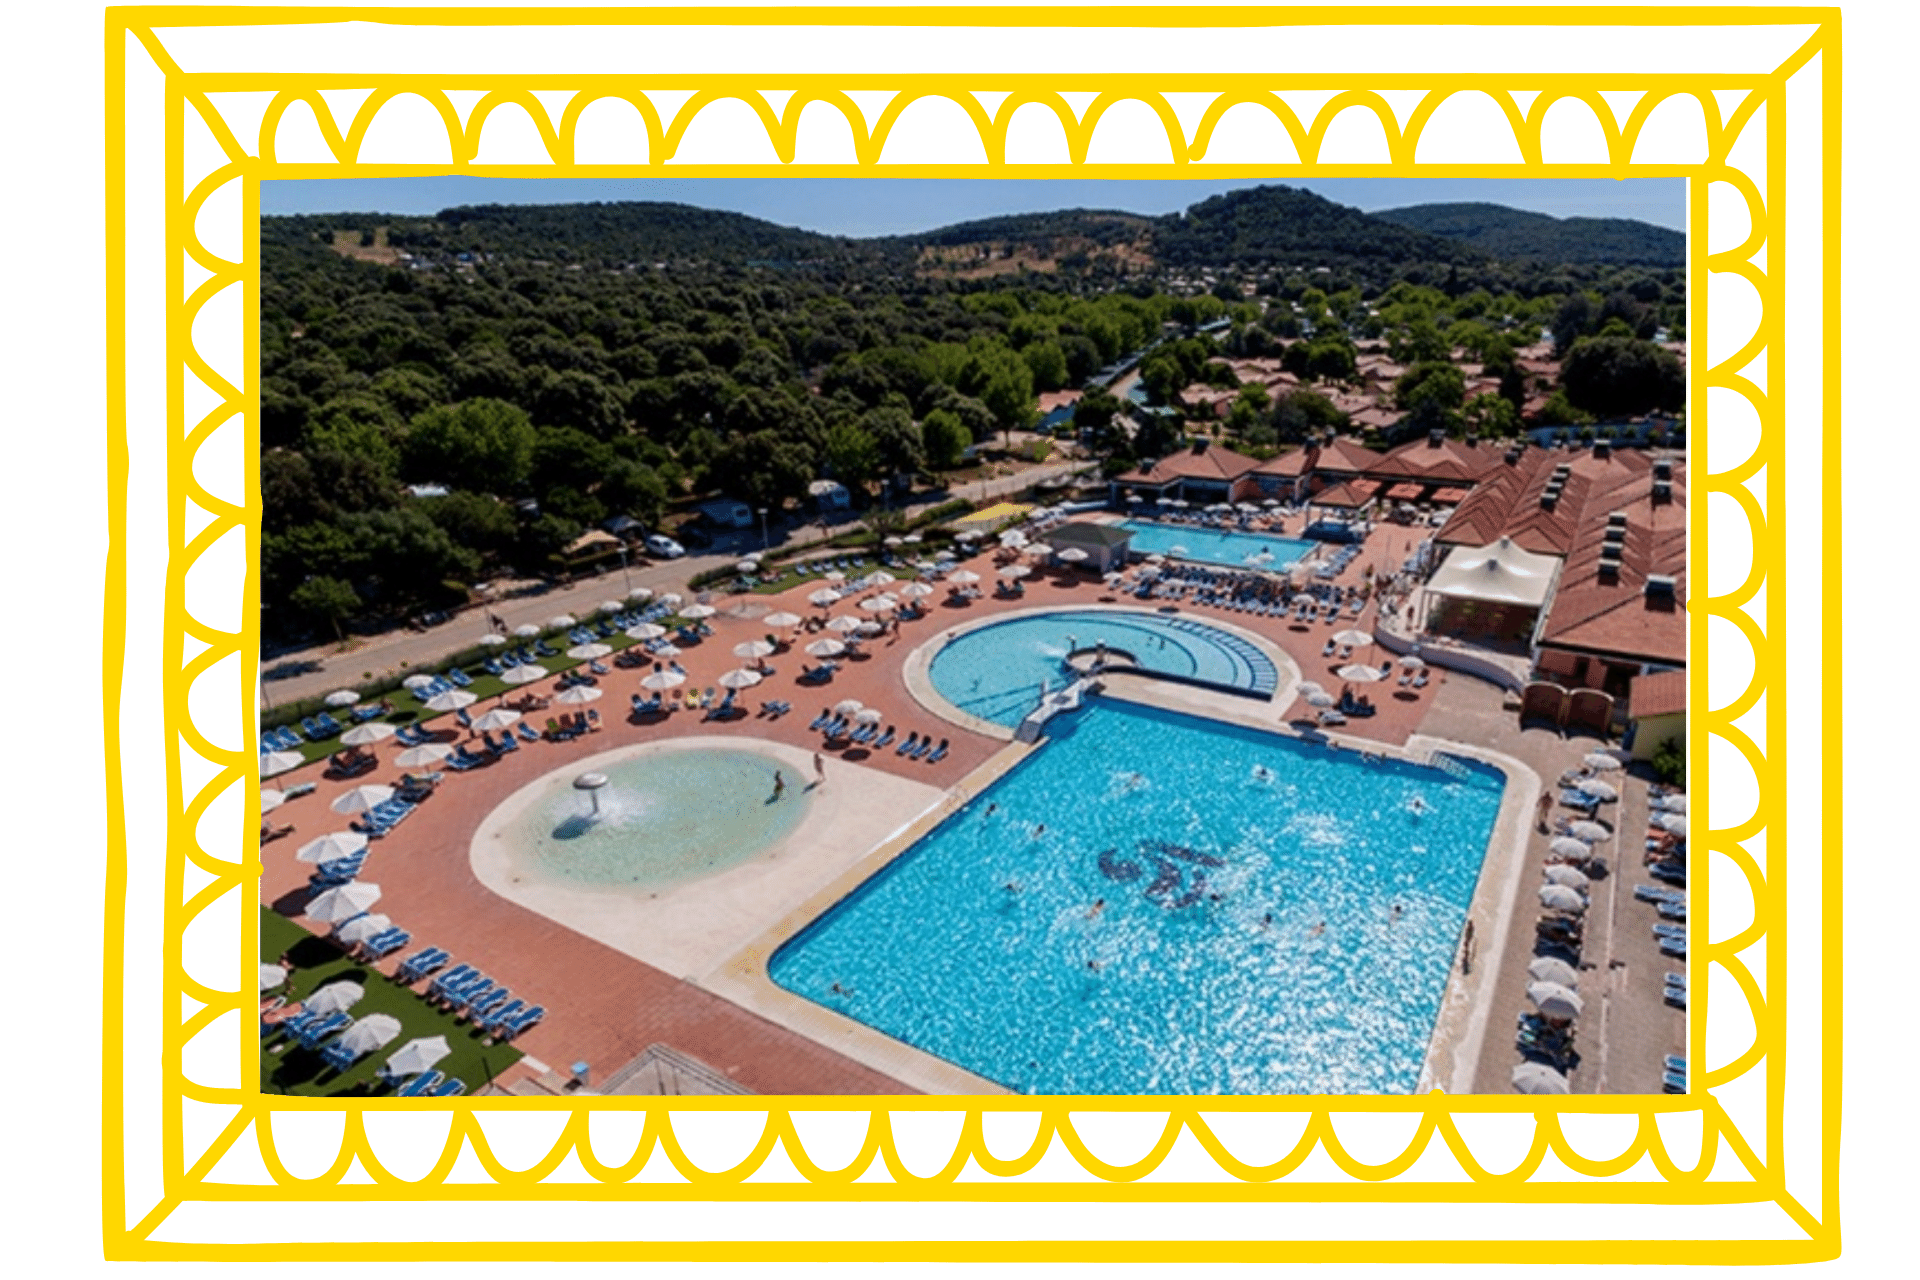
[872,726,895,749]
[1661,1071,1687,1093]
[468,988,511,1022]
[500,1005,544,1040]
[483,999,527,1035]
[1664,983,1688,1007]
[895,732,920,756]
[395,948,449,984]
[394,1069,444,1097]
[907,736,933,760]
[427,965,477,1000]
[1666,971,1687,989]
[925,739,949,763]
[431,1077,468,1097]
[363,929,411,959]
[295,1011,350,1050]
[1664,1055,1687,1076]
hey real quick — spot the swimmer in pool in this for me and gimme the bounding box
[830,982,847,995]
[985,803,998,818]
[1086,899,1106,919]
[1309,920,1327,938]
[1034,823,1047,838]
[1087,960,1102,971]
[1391,903,1404,921]
[1004,881,1023,893]
[1407,795,1431,816]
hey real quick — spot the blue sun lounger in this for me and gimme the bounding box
[394,1069,444,1097]
[395,948,449,984]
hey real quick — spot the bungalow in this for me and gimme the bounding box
[1625,668,1686,761]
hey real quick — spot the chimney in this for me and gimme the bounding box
[1652,480,1673,503]
[1645,574,1677,602]
[1653,457,1674,481]
[1191,439,1209,455]
[1503,446,1521,466]
[1593,439,1612,459]
[1427,428,1445,448]
[1539,490,1559,512]
[1597,549,1622,582]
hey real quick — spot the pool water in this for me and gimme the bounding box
[927,609,1278,727]
[1120,519,1317,570]
[769,701,1505,1094]
[496,748,810,890]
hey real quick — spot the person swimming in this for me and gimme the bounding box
[1086,898,1106,919]
[1406,795,1432,816]
[1309,920,1326,937]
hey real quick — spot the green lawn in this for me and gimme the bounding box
[259,908,523,1096]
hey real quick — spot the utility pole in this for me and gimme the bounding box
[758,506,769,551]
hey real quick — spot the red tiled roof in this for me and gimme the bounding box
[1535,456,1689,666]
[1431,486,1471,503]
[1113,441,1262,486]
[1369,436,1510,486]
[1312,436,1386,473]
[1630,669,1687,719]
[1312,479,1373,508]
[1036,390,1083,414]
[1383,482,1424,501]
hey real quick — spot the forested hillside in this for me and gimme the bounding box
[1372,202,1685,266]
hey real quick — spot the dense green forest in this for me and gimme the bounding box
[1371,202,1686,266]
[261,186,1684,644]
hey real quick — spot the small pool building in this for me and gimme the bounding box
[1045,522,1133,574]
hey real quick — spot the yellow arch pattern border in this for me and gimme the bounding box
[103,5,1842,1263]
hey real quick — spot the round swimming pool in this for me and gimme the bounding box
[925,609,1280,727]
[487,748,811,891]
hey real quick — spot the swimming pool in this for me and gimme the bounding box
[926,609,1279,727]
[769,700,1506,1094]
[491,748,811,891]
[1120,519,1317,570]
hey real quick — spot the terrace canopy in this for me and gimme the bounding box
[1417,536,1561,641]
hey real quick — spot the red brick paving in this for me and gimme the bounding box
[260,522,1452,1093]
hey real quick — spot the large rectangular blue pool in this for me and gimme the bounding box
[769,700,1506,1094]
[1120,519,1317,570]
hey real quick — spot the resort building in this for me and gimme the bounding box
[1626,668,1687,760]
[1044,521,1135,574]
[1246,434,1385,503]
[1109,439,1262,504]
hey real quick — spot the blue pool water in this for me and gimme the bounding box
[926,609,1278,727]
[769,700,1506,1095]
[1120,519,1318,570]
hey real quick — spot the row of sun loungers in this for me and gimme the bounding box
[350,796,416,838]
[422,962,545,1042]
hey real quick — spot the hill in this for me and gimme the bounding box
[1371,202,1684,266]
[1150,184,1481,272]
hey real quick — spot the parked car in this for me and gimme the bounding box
[644,533,685,559]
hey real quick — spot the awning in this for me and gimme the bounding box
[1424,536,1561,607]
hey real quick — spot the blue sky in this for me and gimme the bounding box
[261,177,1684,236]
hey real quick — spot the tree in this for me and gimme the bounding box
[1225,383,1272,435]
[304,394,402,478]
[921,408,971,470]
[822,422,880,490]
[1532,387,1593,427]
[404,398,537,493]
[860,404,924,478]
[1018,339,1069,392]
[1560,336,1685,417]
[1271,389,1349,442]
[288,575,360,641]
[1394,362,1467,434]
[1463,392,1521,438]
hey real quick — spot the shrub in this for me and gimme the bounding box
[1650,736,1686,787]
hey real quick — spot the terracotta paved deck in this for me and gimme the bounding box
[260,521,1459,1094]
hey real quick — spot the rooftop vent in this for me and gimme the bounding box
[1539,491,1559,512]
[1597,554,1621,582]
[1645,574,1677,599]
[1607,510,1629,528]
[1503,447,1522,466]
[1427,428,1446,448]
[1652,480,1673,503]
[1593,439,1612,459]
[1653,457,1674,481]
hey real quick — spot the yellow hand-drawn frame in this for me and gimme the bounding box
[103,4,1842,1262]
